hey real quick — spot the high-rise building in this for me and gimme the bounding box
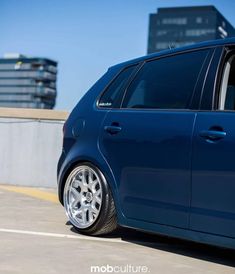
[148,6,235,54]
[0,53,57,109]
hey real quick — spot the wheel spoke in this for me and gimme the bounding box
[82,170,88,185]
[91,202,99,214]
[82,208,88,224]
[74,209,82,219]
[71,197,80,209]
[71,187,80,200]
[75,176,88,193]
[89,179,98,192]
[72,179,79,188]
[88,170,93,184]
[88,207,94,223]
[93,189,101,204]
[70,187,81,209]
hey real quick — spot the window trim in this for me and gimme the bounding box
[215,48,235,112]
[199,46,224,111]
[218,58,232,110]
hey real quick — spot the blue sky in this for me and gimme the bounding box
[1,0,235,110]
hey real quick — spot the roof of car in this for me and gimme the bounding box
[112,37,235,69]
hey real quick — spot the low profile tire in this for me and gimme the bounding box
[63,162,117,236]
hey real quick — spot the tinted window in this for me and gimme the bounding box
[98,65,136,108]
[122,50,208,109]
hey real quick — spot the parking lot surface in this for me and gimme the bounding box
[0,184,234,274]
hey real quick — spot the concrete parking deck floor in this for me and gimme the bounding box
[0,184,234,274]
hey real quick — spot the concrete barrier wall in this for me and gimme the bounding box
[0,108,69,188]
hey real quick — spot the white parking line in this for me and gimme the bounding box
[0,228,130,244]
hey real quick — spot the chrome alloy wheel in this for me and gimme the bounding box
[64,165,102,229]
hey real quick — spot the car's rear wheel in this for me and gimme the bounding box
[63,163,117,235]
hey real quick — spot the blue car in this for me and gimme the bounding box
[58,38,235,249]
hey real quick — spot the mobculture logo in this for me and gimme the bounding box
[90,264,150,273]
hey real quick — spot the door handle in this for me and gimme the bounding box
[104,125,122,135]
[199,130,226,141]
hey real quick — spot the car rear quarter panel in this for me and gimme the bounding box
[57,65,124,217]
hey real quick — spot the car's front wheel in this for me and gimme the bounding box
[63,163,117,235]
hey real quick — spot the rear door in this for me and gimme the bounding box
[99,49,212,228]
[191,47,235,238]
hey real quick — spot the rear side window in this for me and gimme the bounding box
[98,65,137,108]
[122,50,209,109]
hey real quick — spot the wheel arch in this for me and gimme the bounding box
[58,156,120,215]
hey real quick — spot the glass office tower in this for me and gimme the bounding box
[0,53,57,109]
[148,6,235,53]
